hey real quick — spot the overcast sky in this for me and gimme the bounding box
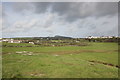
[2,2,118,38]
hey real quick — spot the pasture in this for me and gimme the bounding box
[2,42,118,78]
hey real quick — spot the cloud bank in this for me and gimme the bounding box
[2,2,118,38]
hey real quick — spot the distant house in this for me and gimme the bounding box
[0,38,2,42]
[76,41,79,43]
[86,36,116,39]
[86,36,93,39]
[8,39,21,43]
[2,39,9,42]
[29,42,34,44]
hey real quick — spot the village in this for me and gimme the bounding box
[0,36,119,43]
[0,36,119,47]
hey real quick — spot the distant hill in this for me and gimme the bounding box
[3,35,73,40]
[34,35,73,40]
[54,35,72,38]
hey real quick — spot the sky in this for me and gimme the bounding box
[1,2,118,38]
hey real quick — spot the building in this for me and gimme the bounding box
[29,42,34,44]
[86,36,116,39]
[2,39,9,42]
[8,39,21,43]
[0,38,2,42]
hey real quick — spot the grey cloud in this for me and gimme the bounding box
[88,24,96,29]
[3,19,39,33]
[103,26,118,36]
[0,3,2,18]
[28,2,118,22]
[95,2,118,16]
[9,2,118,22]
[11,2,34,13]
[51,2,83,22]
[88,24,118,37]
[52,2,118,22]
[10,2,52,14]
[2,2,118,38]
[102,22,109,25]
[33,2,52,13]
[2,10,6,17]
[52,2,98,22]
[43,14,55,28]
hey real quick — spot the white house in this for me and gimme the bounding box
[29,42,34,44]
[8,39,21,43]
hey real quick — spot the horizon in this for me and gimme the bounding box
[1,35,119,39]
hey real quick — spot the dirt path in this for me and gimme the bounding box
[88,60,120,68]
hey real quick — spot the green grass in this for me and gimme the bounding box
[2,42,118,78]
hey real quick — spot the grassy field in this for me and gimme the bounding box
[2,42,118,78]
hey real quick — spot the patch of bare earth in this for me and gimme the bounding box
[88,60,120,68]
[50,50,113,55]
[30,72,45,77]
